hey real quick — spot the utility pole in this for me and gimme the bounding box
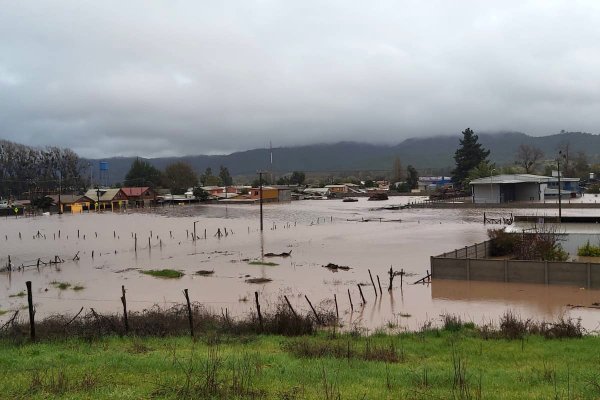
[57,171,62,215]
[557,151,563,223]
[258,171,264,231]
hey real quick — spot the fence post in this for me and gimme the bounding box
[347,288,354,311]
[121,285,129,334]
[305,295,322,325]
[184,289,194,337]
[368,269,377,298]
[255,292,263,330]
[26,281,35,341]
[334,294,339,321]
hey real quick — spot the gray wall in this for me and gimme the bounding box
[472,184,500,204]
[514,182,541,202]
[431,257,600,288]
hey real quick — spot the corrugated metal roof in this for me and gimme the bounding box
[470,174,550,185]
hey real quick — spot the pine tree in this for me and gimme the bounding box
[452,128,490,188]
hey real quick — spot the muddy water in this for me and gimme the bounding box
[1,198,599,332]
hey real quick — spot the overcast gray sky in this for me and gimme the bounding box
[1,1,599,158]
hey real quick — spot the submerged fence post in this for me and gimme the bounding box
[184,289,194,337]
[357,284,366,304]
[368,269,377,298]
[121,285,129,334]
[348,288,354,311]
[26,281,35,341]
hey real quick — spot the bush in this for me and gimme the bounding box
[587,184,600,194]
[487,228,518,257]
[577,240,600,257]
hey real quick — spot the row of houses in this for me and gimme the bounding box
[48,187,157,213]
[51,185,296,213]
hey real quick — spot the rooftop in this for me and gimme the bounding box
[470,174,580,185]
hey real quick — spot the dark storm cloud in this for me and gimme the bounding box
[1,1,600,157]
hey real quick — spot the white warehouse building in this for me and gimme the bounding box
[470,174,580,204]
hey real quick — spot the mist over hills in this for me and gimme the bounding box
[85,131,600,184]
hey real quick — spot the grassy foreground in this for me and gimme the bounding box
[1,329,600,399]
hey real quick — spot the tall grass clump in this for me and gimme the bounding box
[577,240,600,257]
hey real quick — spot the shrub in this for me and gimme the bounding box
[487,228,518,257]
[577,240,600,257]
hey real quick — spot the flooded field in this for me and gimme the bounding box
[2,198,600,332]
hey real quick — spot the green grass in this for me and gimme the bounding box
[72,285,85,291]
[0,309,7,316]
[50,281,71,290]
[248,260,279,266]
[140,269,184,279]
[1,330,600,399]
[8,291,26,298]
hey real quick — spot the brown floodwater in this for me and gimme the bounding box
[1,197,599,332]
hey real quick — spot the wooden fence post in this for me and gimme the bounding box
[305,295,322,325]
[284,295,298,318]
[357,284,366,304]
[334,294,339,321]
[184,289,194,337]
[26,281,35,341]
[368,269,377,298]
[347,288,354,311]
[121,285,129,334]
[255,292,263,330]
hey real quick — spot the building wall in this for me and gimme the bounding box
[472,184,500,203]
[514,182,541,201]
[250,188,278,201]
[278,189,291,202]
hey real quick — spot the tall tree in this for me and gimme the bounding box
[163,162,198,194]
[557,142,572,176]
[468,161,498,181]
[124,158,163,188]
[516,144,544,173]
[218,166,233,186]
[573,151,589,178]
[289,171,306,185]
[392,157,403,183]
[452,128,490,187]
[406,165,419,189]
[201,167,222,186]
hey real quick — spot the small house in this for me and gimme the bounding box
[121,187,157,207]
[84,188,129,211]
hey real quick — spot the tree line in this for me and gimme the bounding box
[123,159,234,195]
[0,139,84,198]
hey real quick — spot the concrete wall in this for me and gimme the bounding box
[431,256,600,288]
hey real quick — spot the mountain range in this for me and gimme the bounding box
[85,131,600,184]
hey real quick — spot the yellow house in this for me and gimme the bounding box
[249,187,279,202]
